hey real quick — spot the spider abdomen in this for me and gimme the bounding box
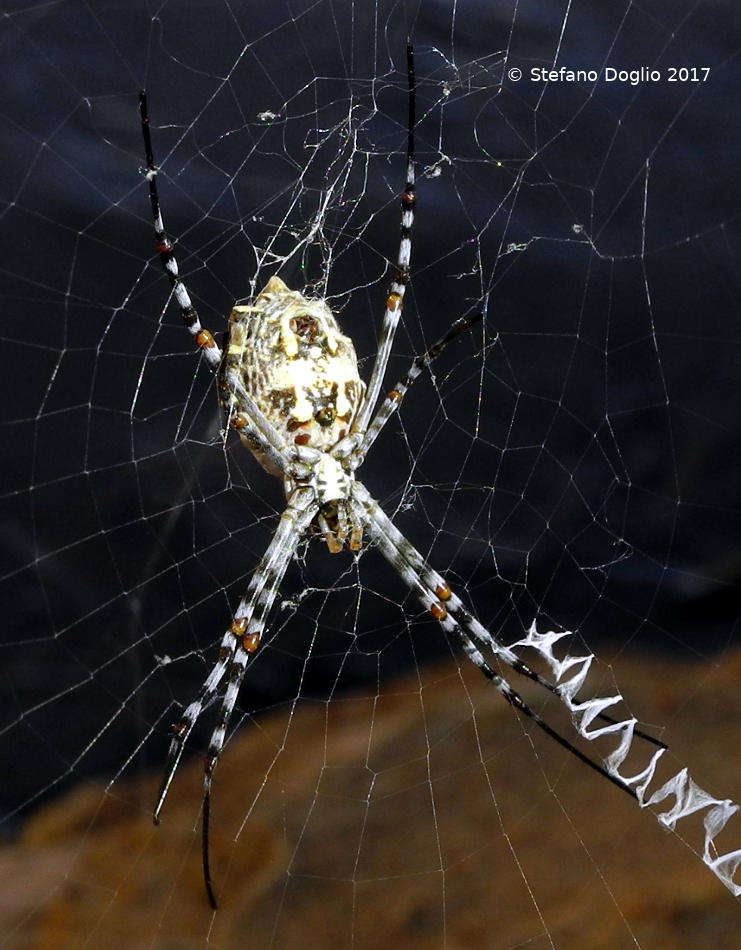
[224,276,365,466]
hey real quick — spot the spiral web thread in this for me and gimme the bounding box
[514,622,741,896]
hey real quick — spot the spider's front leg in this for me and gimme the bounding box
[140,91,290,475]
[351,44,417,439]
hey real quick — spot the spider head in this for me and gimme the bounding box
[316,499,363,553]
[284,450,362,553]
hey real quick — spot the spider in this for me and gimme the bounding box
[139,47,663,908]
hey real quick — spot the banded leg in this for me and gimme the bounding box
[220,369,291,474]
[199,488,316,907]
[353,481,663,747]
[153,629,238,824]
[358,494,643,798]
[152,489,316,904]
[352,44,417,437]
[139,92,223,371]
[140,92,289,473]
[354,484,663,782]
[358,311,484,460]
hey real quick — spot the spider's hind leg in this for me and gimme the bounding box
[153,630,238,824]
[180,490,316,907]
[353,482,663,800]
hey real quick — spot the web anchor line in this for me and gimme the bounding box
[515,621,741,896]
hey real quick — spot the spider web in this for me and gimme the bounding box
[3,0,741,946]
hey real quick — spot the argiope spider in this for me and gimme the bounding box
[139,47,663,908]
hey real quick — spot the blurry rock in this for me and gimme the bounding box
[3,649,741,949]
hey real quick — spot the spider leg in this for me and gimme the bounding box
[450,635,640,800]
[352,44,417,437]
[220,371,290,473]
[153,628,238,824]
[357,311,485,460]
[139,92,223,372]
[354,483,662,793]
[199,490,316,907]
[353,482,663,748]
[153,489,316,906]
[139,92,289,473]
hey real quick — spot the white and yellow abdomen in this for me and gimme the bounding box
[223,275,366,468]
